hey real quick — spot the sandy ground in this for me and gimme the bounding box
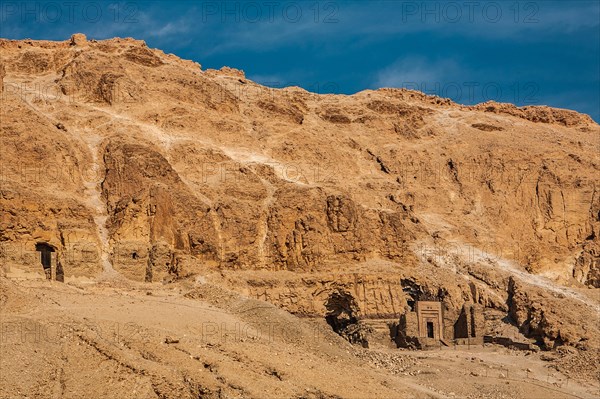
[1,276,597,399]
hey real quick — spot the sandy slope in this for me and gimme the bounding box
[1,277,598,399]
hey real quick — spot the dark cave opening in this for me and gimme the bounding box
[324,290,368,347]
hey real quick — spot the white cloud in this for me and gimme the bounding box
[374,56,462,89]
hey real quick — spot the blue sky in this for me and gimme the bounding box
[1,1,599,121]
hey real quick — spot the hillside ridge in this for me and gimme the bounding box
[1,33,599,355]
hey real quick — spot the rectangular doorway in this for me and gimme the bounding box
[426,321,435,338]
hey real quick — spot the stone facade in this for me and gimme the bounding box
[416,301,444,339]
[394,300,483,349]
[454,303,484,345]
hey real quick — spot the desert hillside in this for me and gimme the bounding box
[0,34,599,398]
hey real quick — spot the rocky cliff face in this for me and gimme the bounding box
[1,34,598,349]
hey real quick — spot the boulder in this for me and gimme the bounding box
[70,33,87,46]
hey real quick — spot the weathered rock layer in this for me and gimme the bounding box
[1,35,598,349]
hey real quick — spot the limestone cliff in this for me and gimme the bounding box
[1,34,598,350]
